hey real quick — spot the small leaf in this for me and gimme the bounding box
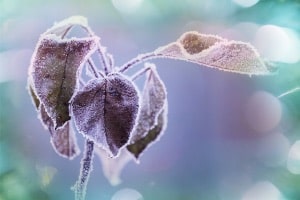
[127,107,167,159]
[29,34,98,128]
[127,63,167,159]
[95,147,133,186]
[40,104,80,159]
[71,73,139,156]
[45,16,89,37]
[155,31,274,75]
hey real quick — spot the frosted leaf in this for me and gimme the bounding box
[95,147,133,186]
[127,64,167,159]
[127,107,167,159]
[44,16,89,37]
[155,31,274,75]
[40,104,80,159]
[71,73,139,157]
[29,34,98,128]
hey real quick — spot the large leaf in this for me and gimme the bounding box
[29,34,98,128]
[155,31,275,75]
[127,64,167,159]
[71,73,139,156]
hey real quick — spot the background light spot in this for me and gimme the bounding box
[253,25,300,63]
[242,181,282,200]
[232,0,260,7]
[112,0,143,14]
[111,188,144,200]
[287,140,300,174]
[245,91,282,133]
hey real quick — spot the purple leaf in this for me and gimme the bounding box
[127,63,167,159]
[155,31,274,75]
[71,73,139,157]
[39,104,80,159]
[127,107,167,159]
[29,34,98,128]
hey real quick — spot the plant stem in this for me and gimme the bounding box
[131,65,152,81]
[87,59,105,78]
[119,52,160,73]
[81,25,110,75]
[72,139,94,200]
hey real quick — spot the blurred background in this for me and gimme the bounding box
[1,0,300,199]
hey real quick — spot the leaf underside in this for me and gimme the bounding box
[29,34,97,128]
[155,31,275,75]
[72,73,139,157]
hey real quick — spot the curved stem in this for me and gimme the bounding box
[72,139,94,200]
[87,59,105,78]
[81,26,110,75]
[131,65,152,81]
[119,52,160,73]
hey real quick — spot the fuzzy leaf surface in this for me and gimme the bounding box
[155,31,274,75]
[71,73,139,156]
[127,64,167,159]
[29,34,97,128]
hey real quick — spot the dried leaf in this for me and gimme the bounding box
[29,34,98,128]
[40,104,80,159]
[155,31,274,75]
[71,73,139,156]
[127,64,167,159]
[95,147,133,186]
[45,16,89,37]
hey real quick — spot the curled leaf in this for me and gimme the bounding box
[127,63,168,159]
[40,104,80,159]
[45,15,89,37]
[71,73,139,157]
[29,34,98,128]
[155,31,274,75]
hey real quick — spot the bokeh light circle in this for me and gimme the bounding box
[287,140,300,174]
[111,188,144,200]
[245,91,282,133]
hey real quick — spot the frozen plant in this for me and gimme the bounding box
[28,16,274,200]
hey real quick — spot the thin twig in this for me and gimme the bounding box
[72,139,94,200]
[278,87,300,98]
[61,26,72,39]
[87,59,104,78]
[131,65,152,81]
[119,52,159,73]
